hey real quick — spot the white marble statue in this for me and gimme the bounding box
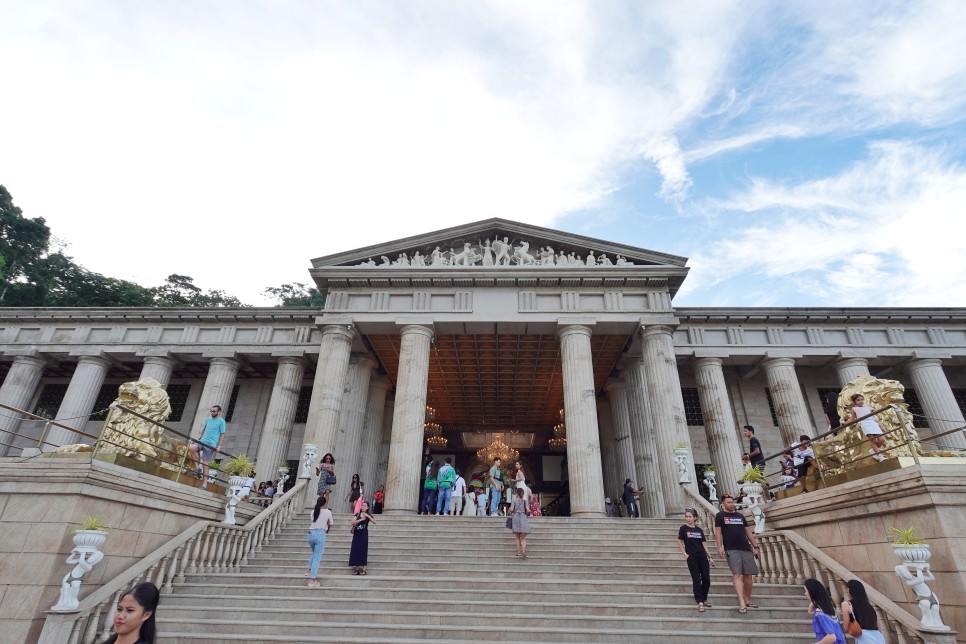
[411,251,425,267]
[541,246,555,265]
[358,258,376,266]
[493,237,512,265]
[379,255,392,266]
[451,242,479,266]
[394,253,410,266]
[599,253,613,266]
[895,563,949,630]
[430,246,448,266]
[703,469,718,502]
[616,254,630,265]
[750,502,766,534]
[224,479,244,525]
[51,548,105,612]
[674,449,692,484]
[586,251,596,266]
[514,241,536,265]
[300,443,319,479]
[481,239,494,266]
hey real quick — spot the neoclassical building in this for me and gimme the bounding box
[1,218,964,516]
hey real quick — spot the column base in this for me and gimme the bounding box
[384,508,417,515]
[570,510,605,518]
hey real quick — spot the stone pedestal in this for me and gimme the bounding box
[906,359,966,450]
[640,325,695,516]
[384,325,434,514]
[303,325,355,506]
[558,324,605,517]
[622,360,666,517]
[48,355,111,449]
[694,357,745,498]
[0,355,46,457]
[253,357,306,483]
[762,357,813,445]
[138,356,177,387]
[834,357,871,388]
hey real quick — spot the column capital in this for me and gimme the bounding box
[208,356,241,370]
[11,355,48,370]
[320,324,357,342]
[693,356,724,370]
[398,324,435,341]
[761,356,796,370]
[604,378,626,394]
[370,376,392,393]
[349,353,377,370]
[276,356,307,369]
[142,355,180,368]
[75,354,113,369]
[907,357,944,372]
[833,356,868,369]
[556,324,593,341]
[639,324,675,340]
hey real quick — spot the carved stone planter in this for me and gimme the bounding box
[894,543,931,565]
[71,530,108,552]
[674,448,692,484]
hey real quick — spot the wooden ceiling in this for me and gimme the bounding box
[366,333,629,433]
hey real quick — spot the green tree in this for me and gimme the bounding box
[0,185,53,304]
[263,282,326,307]
[151,274,246,308]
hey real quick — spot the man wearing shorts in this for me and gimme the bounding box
[714,493,761,614]
[190,404,226,490]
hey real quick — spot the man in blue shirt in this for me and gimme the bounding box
[190,404,226,490]
[743,425,764,472]
[435,457,457,515]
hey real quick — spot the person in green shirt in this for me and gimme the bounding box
[488,458,503,516]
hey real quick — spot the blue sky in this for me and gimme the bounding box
[2,1,964,307]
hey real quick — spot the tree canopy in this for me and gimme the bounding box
[0,184,321,309]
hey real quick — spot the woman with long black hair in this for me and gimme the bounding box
[804,578,846,644]
[841,579,885,643]
[100,582,159,644]
[677,508,716,612]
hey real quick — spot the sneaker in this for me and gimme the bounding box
[874,453,887,462]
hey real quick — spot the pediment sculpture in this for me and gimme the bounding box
[355,237,635,268]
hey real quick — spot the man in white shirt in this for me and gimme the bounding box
[793,435,817,493]
[450,469,466,515]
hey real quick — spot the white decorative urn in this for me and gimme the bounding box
[894,543,931,565]
[72,529,108,552]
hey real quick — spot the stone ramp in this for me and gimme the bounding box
[156,513,816,642]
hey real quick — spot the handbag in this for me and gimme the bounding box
[847,613,862,638]
[325,473,336,485]
[505,517,512,529]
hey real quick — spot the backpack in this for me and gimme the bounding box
[439,466,457,489]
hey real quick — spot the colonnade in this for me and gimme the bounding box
[0,328,963,510]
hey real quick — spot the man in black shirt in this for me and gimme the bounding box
[714,493,761,614]
[743,425,764,472]
[621,479,643,518]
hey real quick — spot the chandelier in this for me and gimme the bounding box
[426,434,448,449]
[476,433,519,464]
[425,405,437,421]
[423,421,441,437]
[548,422,567,451]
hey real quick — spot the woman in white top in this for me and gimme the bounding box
[305,496,334,588]
[850,394,886,462]
[512,461,529,503]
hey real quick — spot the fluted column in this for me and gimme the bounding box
[303,325,356,506]
[622,359,666,517]
[253,357,306,482]
[189,357,241,434]
[358,377,391,497]
[694,358,745,497]
[48,355,112,449]
[138,356,177,387]
[385,325,434,514]
[762,357,813,445]
[905,359,966,450]
[0,356,47,456]
[605,380,636,492]
[558,324,605,517]
[596,398,620,503]
[833,357,870,388]
[375,394,394,489]
[334,355,376,495]
[640,325,695,515]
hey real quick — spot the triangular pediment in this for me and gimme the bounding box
[311,218,688,269]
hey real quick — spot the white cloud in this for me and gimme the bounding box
[682,141,966,306]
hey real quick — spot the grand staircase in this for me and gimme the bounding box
[156,512,817,642]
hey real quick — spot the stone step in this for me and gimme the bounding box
[163,592,806,615]
[155,615,814,641]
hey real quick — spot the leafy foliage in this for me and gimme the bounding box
[263,282,326,307]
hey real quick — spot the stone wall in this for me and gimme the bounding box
[0,457,259,643]
[767,463,966,639]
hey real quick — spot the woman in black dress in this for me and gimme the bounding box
[345,473,364,512]
[349,500,377,575]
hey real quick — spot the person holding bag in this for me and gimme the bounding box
[349,500,377,575]
[841,580,885,643]
[509,487,531,558]
[315,453,336,506]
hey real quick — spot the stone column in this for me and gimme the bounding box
[0,356,47,456]
[834,357,870,388]
[595,398,620,503]
[253,357,306,482]
[189,357,241,436]
[622,359,666,517]
[375,394,394,489]
[558,324,605,517]
[138,356,177,387]
[640,325,695,515]
[905,359,966,450]
[47,355,112,449]
[333,355,376,502]
[605,380,636,493]
[694,357,745,497]
[358,377,391,497]
[762,357,813,445]
[303,325,355,505]
[384,325,434,514]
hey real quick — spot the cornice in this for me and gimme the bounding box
[674,307,966,324]
[0,307,321,323]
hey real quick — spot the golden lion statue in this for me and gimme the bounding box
[96,378,186,464]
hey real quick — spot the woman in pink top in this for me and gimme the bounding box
[305,496,334,588]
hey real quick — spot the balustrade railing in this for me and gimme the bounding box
[38,479,308,644]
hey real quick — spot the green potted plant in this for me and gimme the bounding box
[277,459,290,475]
[739,465,766,499]
[73,515,110,549]
[890,526,930,564]
[220,454,255,487]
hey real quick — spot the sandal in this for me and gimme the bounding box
[307,579,321,588]
[703,602,712,607]
[360,569,367,575]
[698,603,705,613]
[745,601,759,608]
[738,607,748,614]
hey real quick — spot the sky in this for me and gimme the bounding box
[2,1,965,308]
